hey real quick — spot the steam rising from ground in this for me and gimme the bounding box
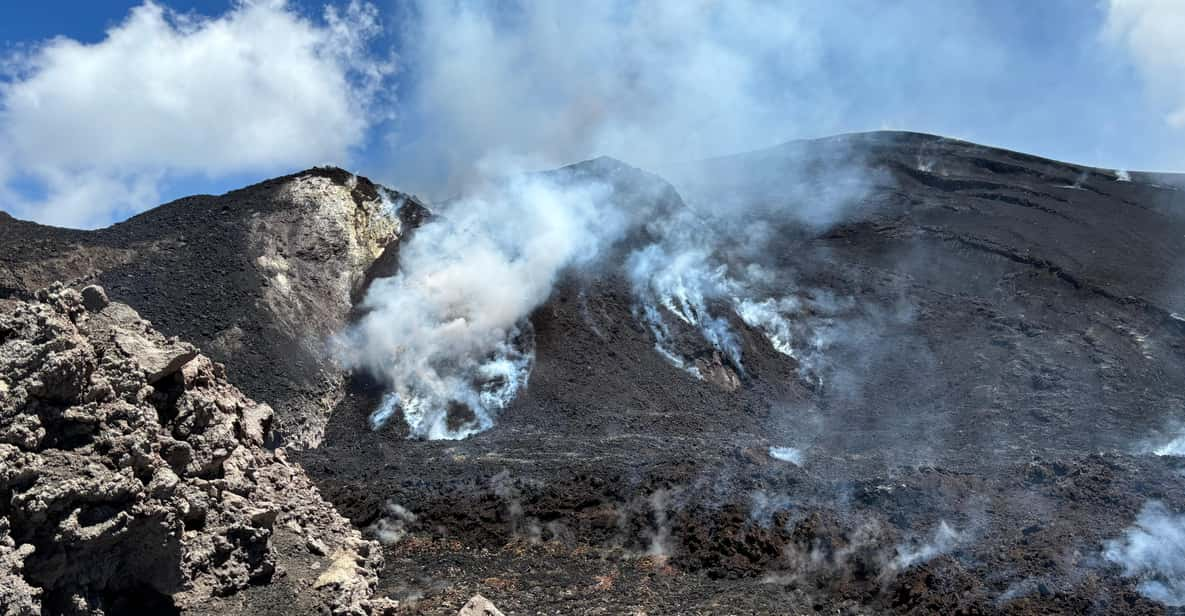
[337,174,626,439]
[333,0,890,439]
[368,501,417,545]
[339,142,875,439]
[1104,501,1185,606]
[1156,438,1185,457]
[625,199,854,389]
[767,446,804,465]
[628,243,743,379]
[1152,425,1185,457]
[890,521,963,571]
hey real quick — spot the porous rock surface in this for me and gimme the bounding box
[0,284,388,615]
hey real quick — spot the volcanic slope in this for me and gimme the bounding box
[301,133,1185,614]
[3,132,1185,614]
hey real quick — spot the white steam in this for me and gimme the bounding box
[1104,501,1185,606]
[890,521,963,571]
[645,489,674,561]
[628,243,743,377]
[338,174,626,439]
[768,446,804,465]
[1153,429,1185,457]
[368,501,417,545]
[391,0,824,196]
[1134,420,1185,457]
[735,294,840,387]
[335,1,881,440]
[345,155,865,439]
[342,1,879,440]
[628,233,845,387]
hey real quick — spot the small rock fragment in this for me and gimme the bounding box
[113,331,198,383]
[459,594,506,616]
[80,285,109,312]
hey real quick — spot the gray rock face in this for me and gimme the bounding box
[0,285,389,615]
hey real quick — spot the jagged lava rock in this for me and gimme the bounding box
[0,284,390,615]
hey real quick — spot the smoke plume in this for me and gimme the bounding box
[388,0,825,196]
[1152,425,1185,457]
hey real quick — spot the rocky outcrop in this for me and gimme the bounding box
[243,171,422,447]
[0,284,390,615]
[0,168,430,449]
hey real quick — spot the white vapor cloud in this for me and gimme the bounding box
[1105,501,1185,606]
[0,0,393,228]
[890,521,963,571]
[1103,0,1185,129]
[1155,434,1185,457]
[390,0,827,195]
[348,2,890,440]
[337,170,634,439]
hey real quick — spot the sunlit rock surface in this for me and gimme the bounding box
[0,285,389,615]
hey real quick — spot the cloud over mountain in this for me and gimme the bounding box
[0,0,392,228]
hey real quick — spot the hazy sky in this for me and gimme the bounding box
[1,0,1183,228]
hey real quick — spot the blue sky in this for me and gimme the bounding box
[1,0,1182,228]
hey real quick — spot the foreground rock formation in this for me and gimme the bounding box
[0,285,386,614]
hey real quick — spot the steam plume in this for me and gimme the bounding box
[341,2,882,439]
[889,521,963,571]
[1104,501,1185,606]
[336,174,626,438]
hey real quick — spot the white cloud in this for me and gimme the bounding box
[1103,0,1185,129]
[0,0,393,228]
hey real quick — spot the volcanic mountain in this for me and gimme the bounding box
[3,131,1185,614]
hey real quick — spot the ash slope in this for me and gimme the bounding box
[304,133,1185,614]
